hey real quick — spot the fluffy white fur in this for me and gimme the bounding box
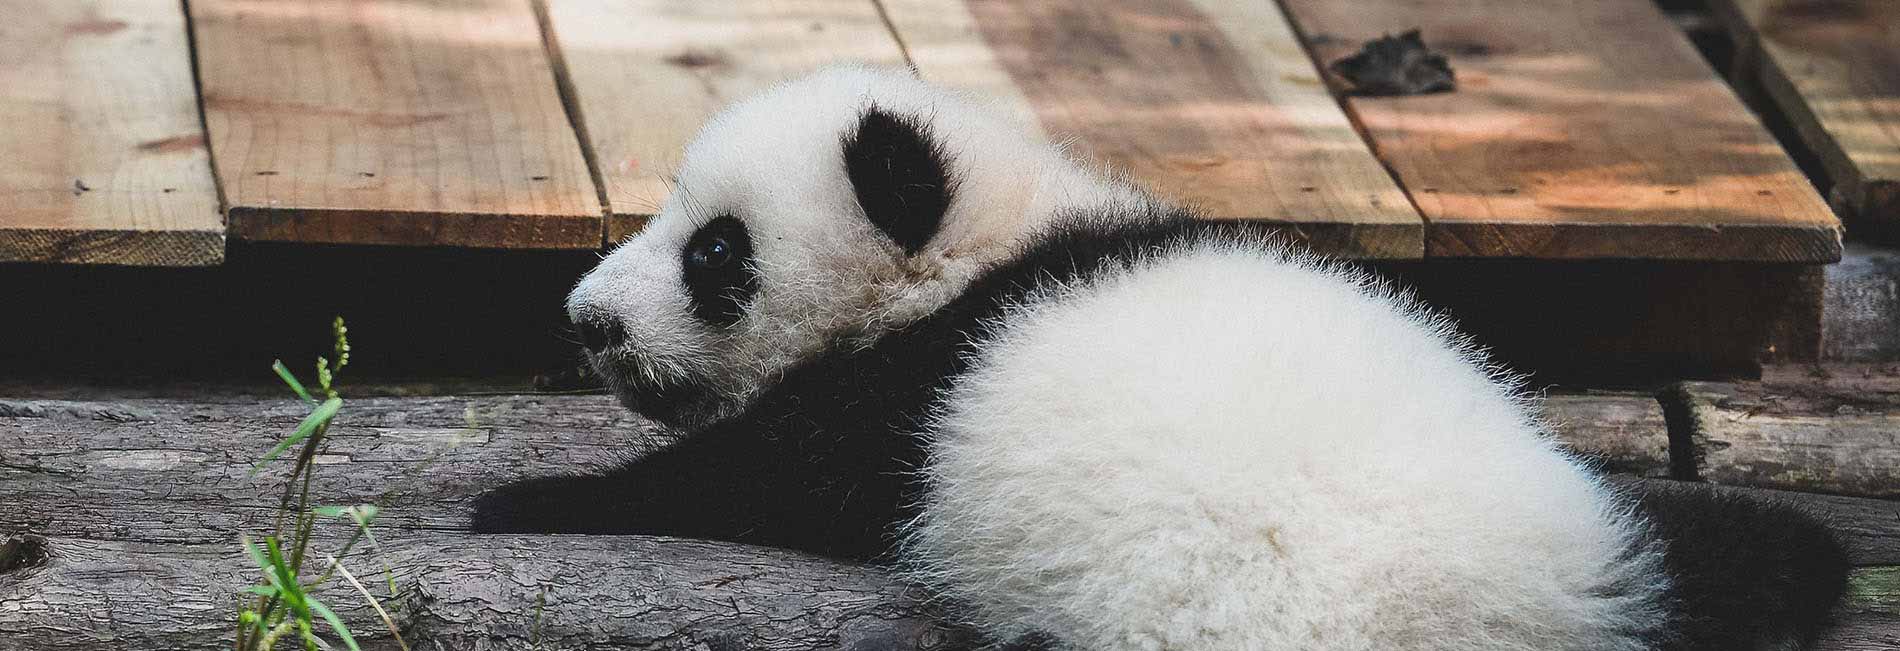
[570,65,1149,415]
[904,238,1669,650]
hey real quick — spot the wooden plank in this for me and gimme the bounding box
[1543,392,1672,478]
[1714,0,1900,230]
[1667,364,1900,498]
[880,0,1425,259]
[189,0,602,249]
[542,1,908,244]
[1281,0,1843,261]
[0,0,222,266]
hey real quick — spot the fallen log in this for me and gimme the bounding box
[1666,364,1900,498]
[0,390,1886,649]
[0,533,968,651]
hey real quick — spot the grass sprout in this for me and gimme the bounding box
[235,317,407,651]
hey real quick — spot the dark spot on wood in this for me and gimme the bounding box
[1767,0,1866,22]
[530,175,550,181]
[1759,190,1775,196]
[66,19,127,35]
[0,534,49,575]
[809,22,825,33]
[1500,187,1519,194]
[71,179,90,196]
[162,188,176,193]
[1665,189,1682,195]
[256,171,278,176]
[360,172,376,178]
[1422,187,1440,193]
[1300,186,1317,192]
[665,49,730,70]
[1170,33,1184,48]
[1329,29,1456,96]
[135,134,205,154]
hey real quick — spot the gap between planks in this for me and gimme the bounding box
[1711,0,1900,233]
[548,0,1424,258]
[1279,0,1844,262]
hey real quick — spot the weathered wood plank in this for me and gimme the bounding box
[0,534,966,650]
[542,0,908,244]
[1668,365,1900,498]
[882,0,1425,259]
[0,0,222,266]
[1281,0,1843,261]
[0,391,1667,542]
[189,0,602,249]
[1541,392,1672,478]
[1714,0,1900,230]
[0,394,652,542]
[1825,246,1900,362]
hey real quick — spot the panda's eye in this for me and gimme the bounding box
[681,216,758,327]
[689,236,733,269]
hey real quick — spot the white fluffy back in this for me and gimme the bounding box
[903,235,1668,650]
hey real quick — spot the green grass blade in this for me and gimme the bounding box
[245,585,281,598]
[263,537,311,617]
[249,398,342,478]
[306,595,362,651]
[273,360,316,405]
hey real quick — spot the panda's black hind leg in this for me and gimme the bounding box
[1634,481,1849,650]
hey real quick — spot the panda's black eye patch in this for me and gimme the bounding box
[682,216,758,327]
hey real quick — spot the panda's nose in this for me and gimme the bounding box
[573,313,626,352]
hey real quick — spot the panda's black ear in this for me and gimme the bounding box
[842,106,954,256]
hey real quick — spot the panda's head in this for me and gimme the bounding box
[566,66,1139,430]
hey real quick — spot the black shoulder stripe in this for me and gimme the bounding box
[842,106,954,256]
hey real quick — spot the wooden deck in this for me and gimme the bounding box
[1714,0,1899,233]
[0,0,1861,264]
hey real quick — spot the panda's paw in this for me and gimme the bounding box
[468,474,629,534]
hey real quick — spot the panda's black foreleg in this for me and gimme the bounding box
[470,424,774,536]
[469,418,913,560]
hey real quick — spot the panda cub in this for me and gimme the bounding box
[475,66,1847,650]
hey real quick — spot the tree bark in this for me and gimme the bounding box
[0,390,1888,649]
[1667,364,1900,498]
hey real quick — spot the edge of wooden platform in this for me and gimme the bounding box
[0,228,224,267]
[1427,221,1843,261]
[230,206,601,250]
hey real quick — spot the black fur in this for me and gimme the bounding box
[682,215,759,327]
[472,208,1213,558]
[1633,481,1850,650]
[842,107,954,256]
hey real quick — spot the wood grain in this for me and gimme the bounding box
[0,0,222,266]
[1715,0,1900,230]
[542,0,908,243]
[1667,364,1900,498]
[189,0,602,249]
[1281,0,1843,261]
[1542,392,1672,478]
[0,534,967,651]
[881,0,1424,259]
